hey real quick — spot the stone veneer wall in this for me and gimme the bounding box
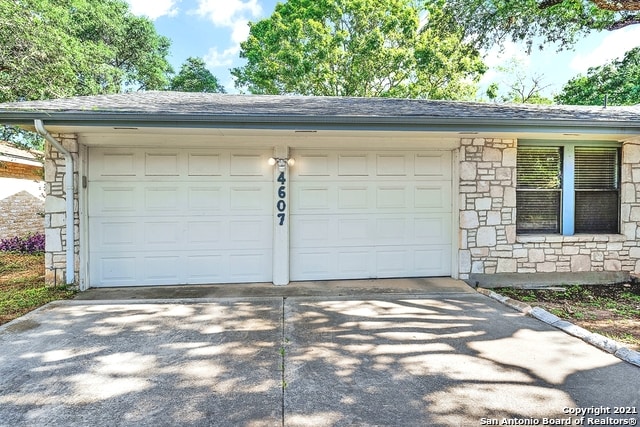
[44,134,80,286]
[458,137,640,281]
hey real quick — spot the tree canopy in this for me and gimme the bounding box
[1,0,173,149]
[429,0,640,51]
[555,47,640,105]
[232,0,486,99]
[169,57,226,93]
[0,0,172,103]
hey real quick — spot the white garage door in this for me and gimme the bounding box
[88,147,273,286]
[290,150,452,281]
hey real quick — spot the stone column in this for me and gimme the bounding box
[458,138,517,280]
[44,134,80,286]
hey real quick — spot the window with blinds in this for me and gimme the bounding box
[516,147,562,233]
[574,147,619,233]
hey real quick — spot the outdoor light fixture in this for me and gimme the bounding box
[268,157,295,171]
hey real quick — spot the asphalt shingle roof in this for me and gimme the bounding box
[0,91,637,117]
[1,92,640,130]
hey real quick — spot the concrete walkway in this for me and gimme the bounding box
[1,280,638,426]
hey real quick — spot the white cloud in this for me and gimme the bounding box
[195,0,262,28]
[570,27,640,73]
[204,46,238,68]
[195,0,264,81]
[125,0,180,20]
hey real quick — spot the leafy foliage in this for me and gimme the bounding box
[428,0,639,51]
[232,0,486,99]
[0,234,45,254]
[0,0,172,102]
[169,57,226,93]
[555,47,640,105]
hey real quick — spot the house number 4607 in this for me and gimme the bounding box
[277,171,286,226]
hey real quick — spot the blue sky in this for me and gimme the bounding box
[124,0,640,99]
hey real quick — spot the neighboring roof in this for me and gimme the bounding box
[1,92,640,135]
[0,141,43,167]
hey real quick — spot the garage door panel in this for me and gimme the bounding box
[229,218,272,247]
[376,186,407,208]
[97,256,138,286]
[415,153,451,178]
[376,154,407,176]
[229,186,269,211]
[338,187,368,209]
[230,153,268,176]
[228,252,272,281]
[297,154,331,176]
[92,151,139,177]
[145,221,181,245]
[97,222,137,247]
[144,187,181,211]
[414,248,450,275]
[296,187,331,210]
[337,251,370,275]
[375,218,407,242]
[414,217,451,243]
[186,255,225,281]
[338,154,368,176]
[415,184,450,209]
[291,251,333,279]
[187,187,223,211]
[145,153,180,176]
[338,219,369,243]
[94,185,138,213]
[376,249,409,276]
[144,256,181,281]
[186,221,223,245]
[188,153,222,176]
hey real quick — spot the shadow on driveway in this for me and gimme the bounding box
[0,292,638,426]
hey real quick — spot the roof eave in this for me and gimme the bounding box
[2,110,640,136]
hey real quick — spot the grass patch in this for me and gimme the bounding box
[0,253,76,325]
[496,283,640,350]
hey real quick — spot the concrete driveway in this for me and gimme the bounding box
[0,280,638,427]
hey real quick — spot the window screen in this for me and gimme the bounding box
[516,147,562,233]
[574,147,619,233]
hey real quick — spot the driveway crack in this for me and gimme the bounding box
[281,296,286,427]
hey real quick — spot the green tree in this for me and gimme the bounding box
[0,0,172,102]
[169,57,226,93]
[231,0,486,99]
[555,47,640,105]
[0,0,173,149]
[429,0,640,52]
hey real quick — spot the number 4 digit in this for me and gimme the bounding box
[277,172,286,184]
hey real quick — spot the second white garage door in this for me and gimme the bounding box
[289,150,453,280]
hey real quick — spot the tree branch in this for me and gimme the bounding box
[607,14,640,29]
